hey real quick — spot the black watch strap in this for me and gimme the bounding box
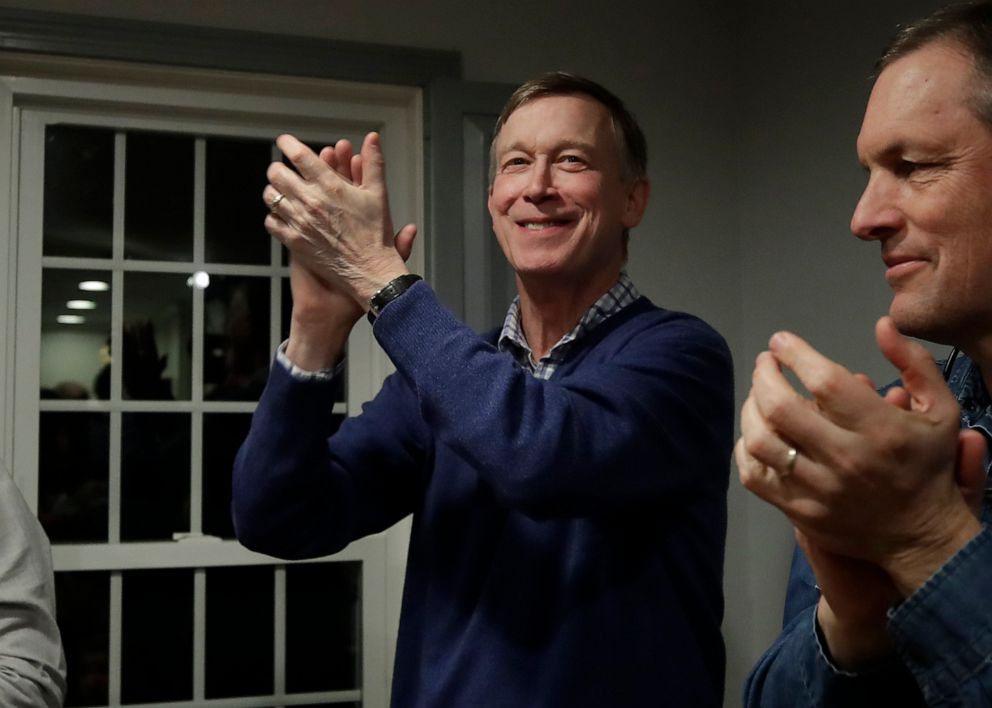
[367,274,423,324]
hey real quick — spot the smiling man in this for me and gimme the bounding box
[739,2,992,705]
[233,72,733,707]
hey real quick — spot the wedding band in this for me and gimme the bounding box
[784,447,798,476]
[268,192,286,213]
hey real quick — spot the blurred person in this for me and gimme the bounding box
[0,458,66,707]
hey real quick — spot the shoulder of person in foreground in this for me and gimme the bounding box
[0,464,67,707]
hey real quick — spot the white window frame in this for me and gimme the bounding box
[0,55,422,707]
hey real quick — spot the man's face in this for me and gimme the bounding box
[852,41,992,347]
[487,94,647,288]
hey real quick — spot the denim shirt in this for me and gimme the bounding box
[744,354,992,707]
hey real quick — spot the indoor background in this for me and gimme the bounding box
[0,0,951,705]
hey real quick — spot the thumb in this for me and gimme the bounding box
[875,316,948,415]
[395,224,418,262]
[957,428,988,516]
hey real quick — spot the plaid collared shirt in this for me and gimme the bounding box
[497,272,641,381]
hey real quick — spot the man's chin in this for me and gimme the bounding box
[888,304,957,347]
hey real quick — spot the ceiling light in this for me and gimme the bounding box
[78,280,109,292]
[66,300,97,310]
[57,315,86,325]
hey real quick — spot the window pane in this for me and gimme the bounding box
[204,275,270,401]
[43,125,114,258]
[205,565,274,698]
[56,571,109,707]
[286,561,361,693]
[39,412,108,543]
[124,132,194,261]
[122,272,192,400]
[205,137,272,265]
[121,413,190,541]
[41,268,112,400]
[121,569,194,703]
[202,413,251,539]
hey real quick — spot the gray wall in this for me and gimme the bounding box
[0,0,952,703]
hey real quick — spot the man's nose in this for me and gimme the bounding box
[523,160,555,202]
[850,174,903,241]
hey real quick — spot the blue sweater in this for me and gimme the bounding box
[233,282,734,707]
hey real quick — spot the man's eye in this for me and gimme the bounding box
[558,155,586,169]
[502,157,528,172]
[897,159,938,177]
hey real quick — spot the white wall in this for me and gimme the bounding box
[0,0,955,704]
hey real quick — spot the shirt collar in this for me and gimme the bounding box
[948,355,992,434]
[497,272,640,374]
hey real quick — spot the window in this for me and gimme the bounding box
[3,60,422,707]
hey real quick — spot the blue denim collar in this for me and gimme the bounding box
[944,355,992,519]
[945,355,992,436]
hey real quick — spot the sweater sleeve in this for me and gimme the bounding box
[232,357,431,560]
[372,281,734,518]
[0,467,67,708]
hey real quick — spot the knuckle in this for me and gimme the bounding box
[738,468,756,490]
[804,366,842,400]
[760,391,793,429]
[264,221,290,245]
[285,144,307,164]
[737,463,761,491]
[823,444,856,476]
[298,192,325,216]
[743,434,773,462]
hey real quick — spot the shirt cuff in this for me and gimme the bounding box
[274,340,345,382]
[888,524,992,701]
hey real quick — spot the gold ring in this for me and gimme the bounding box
[784,447,798,476]
[268,192,286,213]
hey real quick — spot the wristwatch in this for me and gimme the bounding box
[367,274,423,324]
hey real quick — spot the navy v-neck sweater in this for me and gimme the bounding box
[234,282,734,707]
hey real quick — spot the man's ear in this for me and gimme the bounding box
[622,178,650,229]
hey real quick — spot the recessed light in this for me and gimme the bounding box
[66,300,97,310]
[78,280,109,292]
[57,315,86,325]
